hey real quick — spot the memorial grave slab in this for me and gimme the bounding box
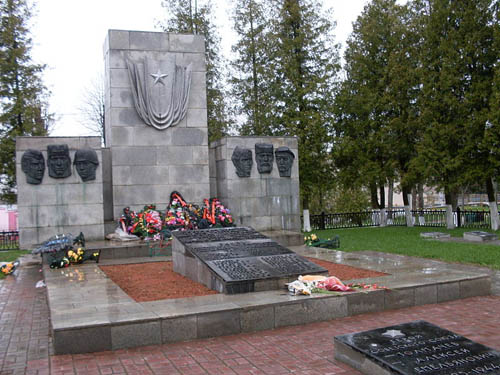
[463,231,498,242]
[420,232,451,239]
[335,320,500,375]
[172,227,327,294]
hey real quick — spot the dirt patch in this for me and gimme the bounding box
[304,257,388,280]
[100,258,387,302]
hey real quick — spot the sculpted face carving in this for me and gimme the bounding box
[21,150,45,185]
[275,147,295,177]
[47,144,72,178]
[74,149,99,182]
[231,146,253,177]
[255,143,274,174]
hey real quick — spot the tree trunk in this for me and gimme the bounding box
[370,182,380,209]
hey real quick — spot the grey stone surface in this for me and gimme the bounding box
[162,316,197,343]
[305,296,348,322]
[111,321,161,350]
[460,277,491,298]
[54,326,111,354]
[275,302,308,327]
[384,288,414,309]
[414,285,438,305]
[240,306,275,333]
[437,281,460,302]
[346,290,385,316]
[197,310,241,339]
[334,339,393,375]
[420,232,451,239]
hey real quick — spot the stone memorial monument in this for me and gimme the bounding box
[16,30,303,248]
[103,30,209,220]
[210,137,301,244]
[16,137,104,248]
[172,227,326,293]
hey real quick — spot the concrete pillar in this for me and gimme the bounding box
[490,201,499,231]
[446,204,455,229]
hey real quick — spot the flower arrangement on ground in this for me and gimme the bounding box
[1,261,19,275]
[304,233,340,249]
[287,275,387,296]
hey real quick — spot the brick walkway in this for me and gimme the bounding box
[1,262,499,375]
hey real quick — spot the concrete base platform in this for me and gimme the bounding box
[44,247,491,355]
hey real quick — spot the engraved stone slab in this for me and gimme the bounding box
[420,232,451,239]
[172,227,327,294]
[173,227,268,244]
[463,231,498,242]
[334,320,500,375]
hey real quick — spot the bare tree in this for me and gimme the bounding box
[78,72,105,145]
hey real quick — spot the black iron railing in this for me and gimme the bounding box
[0,231,20,251]
[306,208,494,230]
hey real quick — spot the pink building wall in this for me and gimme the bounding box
[0,207,18,231]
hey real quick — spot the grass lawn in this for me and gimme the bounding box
[309,227,500,270]
[0,250,29,279]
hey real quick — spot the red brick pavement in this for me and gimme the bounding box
[1,264,499,375]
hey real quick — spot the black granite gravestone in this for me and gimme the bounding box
[172,227,327,294]
[335,320,500,375]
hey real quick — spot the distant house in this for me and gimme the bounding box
[0,205,18,231]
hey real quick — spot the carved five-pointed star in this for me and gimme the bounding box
[150,70,168,85]
[382,330,405,338]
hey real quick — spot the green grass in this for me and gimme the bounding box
[309,227,500,269]
[0,250,29,279]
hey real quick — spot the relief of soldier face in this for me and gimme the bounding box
[255,143,274,174]
[231,146,253,177]
[47,144,72,178]
[74,149,99,182]
[21,150,45,185]
[275,147,295,177]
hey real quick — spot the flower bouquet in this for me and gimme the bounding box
[304,233,340,249]
[1,260,20,275]
[131,204,163,238]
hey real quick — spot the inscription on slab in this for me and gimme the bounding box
[172,227,327,293]
[334,320,500,375]
[173,227,267,243]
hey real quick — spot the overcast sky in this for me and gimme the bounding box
[31,0,371,137]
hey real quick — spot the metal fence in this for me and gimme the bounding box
[0,231,19,251]
[307,208,493,230]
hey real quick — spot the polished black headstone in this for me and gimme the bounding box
[335,320,500,375]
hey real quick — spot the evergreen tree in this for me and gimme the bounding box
[412,0,497,208]
[230,0,273,135]
[0,0,51,203]
[268,0,340,209]
[334,0,413,208]
[160,0,230,142]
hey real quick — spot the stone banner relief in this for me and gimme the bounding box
[335,320,500,375]
[126,56,192,130]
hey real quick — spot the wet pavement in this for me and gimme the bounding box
[0,252,499,374]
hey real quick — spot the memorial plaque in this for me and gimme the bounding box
[189,241,293,261]
[335,320,500,375]
[173,227,327,293]
[463,231,498,242]
[173,227,267,244]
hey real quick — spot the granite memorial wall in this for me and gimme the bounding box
[16,137,104,248]
[209,136,301,232]
[103,30,210,219]
[16,30,302,247]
